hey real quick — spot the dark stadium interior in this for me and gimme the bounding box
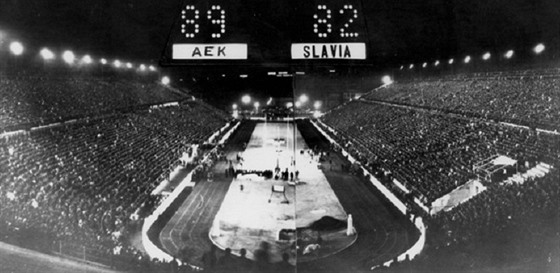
[0,1,559,273]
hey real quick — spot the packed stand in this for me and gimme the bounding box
[379,168,559,273]
[363,68,560,130]
[321,100,560,203]
[0,102,228,269]
[0,76,186,130]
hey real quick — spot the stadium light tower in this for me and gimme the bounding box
[482,52,491,61]
[409,64,414,69]
[148,65,156,71]
[382,75,393,85]
[448,58,454,64]
[40,48,55,60]
[504,50,514,59]
[139,64,146,71]
[161,76,170,85]
[434,60,440,66]
[464,55,471,63]
[533,43,545,54]
[100,58,108,65]
[9,41,24,56]
[422,62,427,68]
[126,62,133,69]
[62,50,75,64]
[113,60,121,68]
[299,94,309,104]
[295,101,302,108]
[254,101,260,112]
[242,94,251,104]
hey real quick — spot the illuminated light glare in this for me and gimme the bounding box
[267,72,276,76]
[313,111,322,118]
[40,48,55,60]
[100,58,107,65]
[254,102,260,109]
[448,58,454,64]
[82,55,92,64]
[464,56,471,63]
[533,43,545,54]
[239,74,248,78]
[295,101,302,108]
[299,94,309,104]
[139,64,146,70]
[242,95,251,104]
[286,102,293,108]
[482,52,491,61]
[422,62,427,68]
[62,50,75,64]
[434,60,440,66]
[381,75,393,85]
[313,101,322,110]
[504,50,514,59]
[9,41,24,56]
[161,76,170,85]
[148,65,156,71]
[409,64,414,69]
[399,65,404,70]
[266,98,273,105]
[232,103,238,110]
[126,62,133,69]
[113,60,122,68]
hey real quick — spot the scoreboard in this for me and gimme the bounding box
[161,0,368,64]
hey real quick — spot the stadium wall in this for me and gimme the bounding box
[310,119,426,269]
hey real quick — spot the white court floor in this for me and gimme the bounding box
[209,121,348,263]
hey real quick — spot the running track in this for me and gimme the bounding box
[158,120,417,272]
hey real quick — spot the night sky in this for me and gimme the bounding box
[1,0,559,105]
[1,0,558,65]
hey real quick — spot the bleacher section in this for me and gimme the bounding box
[321,68,560,272]
[0,76,186,130]
[0,101,228,267]
[321,100,559,203]
[363,68,560,130]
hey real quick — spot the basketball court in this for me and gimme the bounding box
[210,121,355,264]
[158,120,416,270]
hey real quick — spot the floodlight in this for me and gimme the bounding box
[62,50,75,64]
[9,41,24,55]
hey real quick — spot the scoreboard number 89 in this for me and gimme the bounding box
[181,5,226,39]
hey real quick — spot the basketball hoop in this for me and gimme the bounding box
[268,185,289,204]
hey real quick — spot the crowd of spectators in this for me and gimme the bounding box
[0,76,186,130]
[364,68,560,130]
[321,100,559,203]
[380,168,559,273]
[321,69,560,271]
[0,102,228,269]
